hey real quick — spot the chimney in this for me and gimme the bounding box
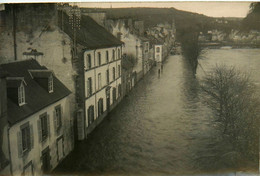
[0,70,10,173]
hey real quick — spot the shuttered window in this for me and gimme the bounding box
[86,77,92,97]
[48,75,53,93]
[18,83,25,106]
[106,69,109,84]
[106,51,109,63]
[112,49,115,61]
[98,73,102,90]
[118,84,122,97]
[113,67,115,81]
[53,105,62,135]
[113,88,116,103]
[88,105,94,125]
[17,122,33,157]
[118,48,121,59]
[87,54,91,69]
[98,52,101,66]
[118,65,121,77]
[98,99,103,117]
[38,112,50,142]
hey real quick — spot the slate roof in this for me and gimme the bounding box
[59,11,124,49]
[0,59,71,125]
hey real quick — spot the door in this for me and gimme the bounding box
[57,137,64,161]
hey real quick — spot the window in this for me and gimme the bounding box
[98,52,101,66]
[48,75,53,93]
[38,113,49,142]
[118,65,121,77]
[113,87,116,103]
[88,105,94,125]
[86,77,92,97]
[18,122,33,157]
[118,48,121,59]
[40,113,48,141]
[113,67,115,81]
[112,49,115,61]
[98,73,102,90]
[156,47,160,53]
[54,105,62,132]
[106,51,109,63]
[21,124,31,153]
[106,69,109,84]
[118,84,122,97]
[18,83,25,106]
[98,98,104,116]
[86,54,91,69]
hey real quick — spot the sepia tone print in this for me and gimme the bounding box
[0,2,260,176]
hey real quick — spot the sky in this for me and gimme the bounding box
[74,1,252,18]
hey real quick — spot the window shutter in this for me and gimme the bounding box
[47,114,50,137]
[60,106,63,127]
[30,124,34,150]
[53,110,57,133]
[87,79,90,96]
[17,131,23,158]
[37,119,42,142]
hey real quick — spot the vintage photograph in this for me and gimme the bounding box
[0,1,259,175]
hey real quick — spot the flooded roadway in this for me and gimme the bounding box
[54,49,260,175]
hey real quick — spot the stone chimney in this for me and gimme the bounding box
[0,70,10,175]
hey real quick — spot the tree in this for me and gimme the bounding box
[179,31,201,76]
[200,65,260,161]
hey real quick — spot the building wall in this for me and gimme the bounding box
[9,96,73,176]
[0,26,77,144]
[0,77,11,175]
[82,46,122,138]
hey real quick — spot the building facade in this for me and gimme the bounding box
[0,59,73,176]
[82,46,122,137]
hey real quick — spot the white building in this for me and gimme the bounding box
[0,59,73,176]
[72,16,124,140]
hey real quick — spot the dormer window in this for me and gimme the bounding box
[18,83,26,106]
[29,70,54,93]
[48,75,53,93]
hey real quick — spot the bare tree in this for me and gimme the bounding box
[200,65,260,160]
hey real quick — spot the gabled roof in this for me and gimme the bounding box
[0,59,71,125]
[6,77,26,88]
[29,70,53,78]
[59,11,123,49]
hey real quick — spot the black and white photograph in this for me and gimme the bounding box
[0,1,260,175]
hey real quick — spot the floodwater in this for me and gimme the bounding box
[54,49,260,175]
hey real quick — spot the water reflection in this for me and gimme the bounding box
[55,49,260,175]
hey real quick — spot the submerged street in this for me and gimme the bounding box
[55,49,260,175]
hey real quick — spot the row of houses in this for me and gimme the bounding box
[0,3,175,176]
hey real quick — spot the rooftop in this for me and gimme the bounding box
[59,11,123,49]
[0,59,71,125]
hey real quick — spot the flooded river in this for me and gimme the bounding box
[54,49,260,175]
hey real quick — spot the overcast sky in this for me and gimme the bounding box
[75,1,252,18]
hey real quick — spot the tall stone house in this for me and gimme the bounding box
[59,12,124,139]
[0,59,73,175]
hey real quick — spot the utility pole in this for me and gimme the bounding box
[12,4,17,61]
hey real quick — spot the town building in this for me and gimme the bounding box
[0,59,73,175]
[60,13,124,140]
